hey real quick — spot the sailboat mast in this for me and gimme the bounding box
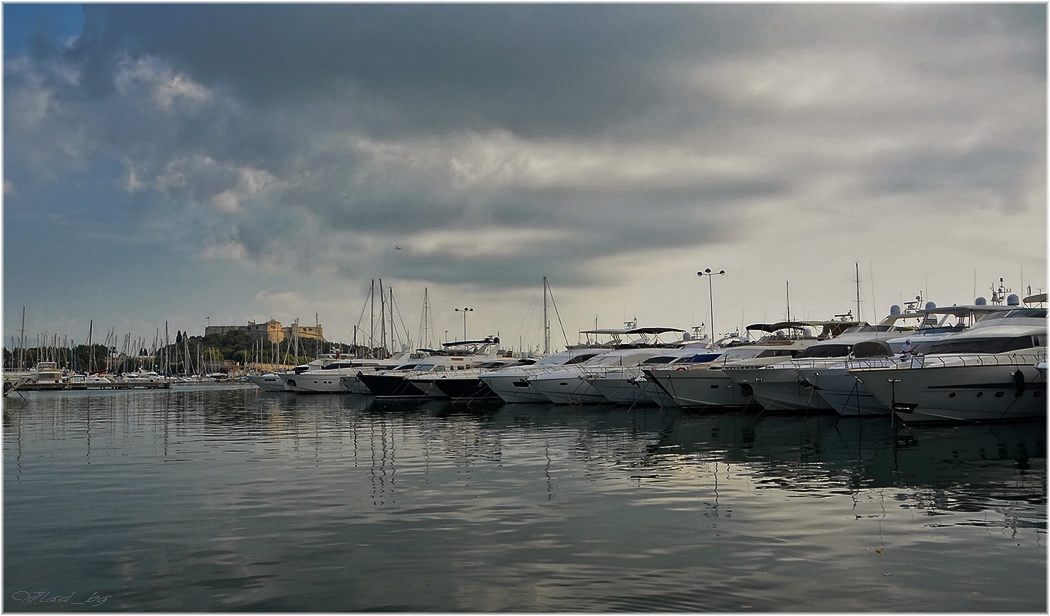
[87,319,94,373]
[786,281,791,322]
[19,306,25,370]
[854,262,862,322]
[543,276,550,355]
[375,279,380,356]
[379,279,387,356]
[420,287,431,349]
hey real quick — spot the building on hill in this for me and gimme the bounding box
[205,319,325,344]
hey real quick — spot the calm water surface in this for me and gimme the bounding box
[4,386,1046,611]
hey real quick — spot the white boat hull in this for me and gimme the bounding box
[852,354,1047,423]
[645,367,757,409]
[726,364,834,412]
[797,368,889,417]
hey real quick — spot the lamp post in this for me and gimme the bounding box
[454,307,474,340]
[696,268,726,342]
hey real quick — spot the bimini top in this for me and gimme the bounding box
[417,336,501,355]
[745,320,859,340]
[572,326,687,349]
[578,326,686,335]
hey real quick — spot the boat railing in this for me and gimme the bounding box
[907,349,1046,370]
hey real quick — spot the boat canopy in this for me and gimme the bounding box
[578,326,686,335]
[744,320,858,340]
[850,340,894,358]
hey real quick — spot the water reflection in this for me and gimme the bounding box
[4,389,1045,611]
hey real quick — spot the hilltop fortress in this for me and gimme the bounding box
[205,319,325,344]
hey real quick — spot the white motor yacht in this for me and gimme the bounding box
[477,348,607,403]
[801,302,1014,416]
[357,337,502,398]
[849,306,1047,423]
[413,357,533,401]
[643,322,822,410]
[283,354,416,394]
[587,345,722,407]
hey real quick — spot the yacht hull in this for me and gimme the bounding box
[479,373,551,403]
[852,356,1047,424]
[431,377,500,400]
[645,367,758,410]
[726,365,834,412]
[357,373,428,398]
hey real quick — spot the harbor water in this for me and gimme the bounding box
[4,386,1046,611]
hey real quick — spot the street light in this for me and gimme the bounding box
[454,307,474,340]
[696,268,726,343]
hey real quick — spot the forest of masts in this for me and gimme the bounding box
[2,280,462,375]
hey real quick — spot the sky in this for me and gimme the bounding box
[3,3,1047,356]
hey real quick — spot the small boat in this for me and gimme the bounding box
[247,372,288,392]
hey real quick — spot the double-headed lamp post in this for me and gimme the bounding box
[697,268,726,343]
[454,307,474,340]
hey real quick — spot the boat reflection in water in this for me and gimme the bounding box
[4,389,1044,612]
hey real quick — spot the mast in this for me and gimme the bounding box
[389,286,396,354]
[375,279,380,356]
[379,279,387,355]
[786,281,791,322]
[184,330,191,376]
[854,262,862,322]
[19,306,25,370]
[543,276,550,355]
[419,287,431,350]
[87,319,94,373]
[163,322,169,375]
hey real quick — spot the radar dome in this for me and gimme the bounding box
[975,296,987,305]
[1008,294,1020,306]
[925,302,936,310]
[889,305,902,315]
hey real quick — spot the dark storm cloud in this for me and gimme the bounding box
[79,4,771,138]
[4,2,1044,335]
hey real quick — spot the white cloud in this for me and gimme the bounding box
[113,54,212,111]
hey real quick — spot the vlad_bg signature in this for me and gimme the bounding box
[10,591,110,608]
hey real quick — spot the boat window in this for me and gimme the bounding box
[795,344,852,359]
[684,353,722,364]
[928,335,1041,355]
[566,353,602,365]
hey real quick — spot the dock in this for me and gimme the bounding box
[12,381,172,392]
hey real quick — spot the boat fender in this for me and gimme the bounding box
[1014,369,1025,395]
[676,367,687,371]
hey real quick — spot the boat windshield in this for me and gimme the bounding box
[978,308,1048,321]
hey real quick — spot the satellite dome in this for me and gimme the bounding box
[1007,293,1020,306]
[925,302,936,310]
[975,296,987,305]
[889,305,902,315]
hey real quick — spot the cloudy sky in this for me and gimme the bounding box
[3,4,1046,354]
